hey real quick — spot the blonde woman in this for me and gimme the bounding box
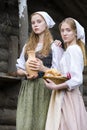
[45,18,87,130]
[16,11,63,130]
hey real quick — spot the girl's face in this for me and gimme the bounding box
[31,14,47,34]
[60,22,76,44]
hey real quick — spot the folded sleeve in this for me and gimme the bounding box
[16,45,26,70]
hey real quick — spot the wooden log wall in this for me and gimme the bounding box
[0,31,20,130]
[0,1,20,130]
[0,26,20,130]
[0,14,20,130]
[0,33,9,73]
[0,78,21,130]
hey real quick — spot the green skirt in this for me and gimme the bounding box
[16,78,51,130]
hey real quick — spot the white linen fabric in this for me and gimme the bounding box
[16,45,26,70]
[73,19,85,43]
[60,44,84,90]
[35,11,55,28]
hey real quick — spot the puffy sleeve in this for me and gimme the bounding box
[65,45,84,90]
[51,42,64,70]
[16,45,26,70]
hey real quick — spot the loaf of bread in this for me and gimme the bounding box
[44,68,62,77]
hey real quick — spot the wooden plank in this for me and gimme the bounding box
[0,109,16,125]
[0,74,21,87]
[0,75,20,82]
[0,125,15,130]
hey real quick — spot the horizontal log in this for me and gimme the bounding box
[0,24,18,36]
[0,109,16,125]
[0,92,17,109]
[0,83,20,108]
[0,125,15,130]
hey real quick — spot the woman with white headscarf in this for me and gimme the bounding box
[45,18,87,130]
[16,11,63,130]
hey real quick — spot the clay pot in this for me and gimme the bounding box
[25,50,38,77]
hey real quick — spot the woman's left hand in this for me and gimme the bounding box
[44,79,57,90]
[54,39,62,47]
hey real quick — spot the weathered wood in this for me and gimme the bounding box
[0,79,20,108]
[0,34,9,49]
[0,91,17,109]
[0,24,18,36]
[8,36,18,75]
[0,74,21,87]
[0,125,15,130]
[0,48,8,61]
[0,109,16,125]
[18,0,28,52]
[0,61,8,72]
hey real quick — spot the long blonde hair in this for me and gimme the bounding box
[25,28,53,56]
[59,18,87,66]
[77,39,87,66]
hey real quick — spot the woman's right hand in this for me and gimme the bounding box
[27,58,48,72]
[44,79,57,90]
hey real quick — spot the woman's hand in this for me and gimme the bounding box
[44,79,57,90]
[17,68,28,77]
[27,58,48,72]
[44,78,68,90]
[54,40,62,47]
[26,73,38,79]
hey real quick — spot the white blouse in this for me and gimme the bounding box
[16,42,64,71]
[60,44,84,90]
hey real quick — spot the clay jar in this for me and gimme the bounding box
[25,50,38,77]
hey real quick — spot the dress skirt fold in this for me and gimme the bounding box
[45,88,87,130]
[59,88,87,130]
[16,78,51,130]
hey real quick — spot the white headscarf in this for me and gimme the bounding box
[73,19,85,43]
[35,11,55,28]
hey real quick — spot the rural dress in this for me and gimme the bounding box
[45,44,87,130]
[16,42,63,130]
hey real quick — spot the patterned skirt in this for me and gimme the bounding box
[16,78,51,130]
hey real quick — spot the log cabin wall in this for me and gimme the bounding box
[0,1,21,130]
[0,0,19,74]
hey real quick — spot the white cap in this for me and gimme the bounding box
[35,11,55,28]
[73,19,85,43]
